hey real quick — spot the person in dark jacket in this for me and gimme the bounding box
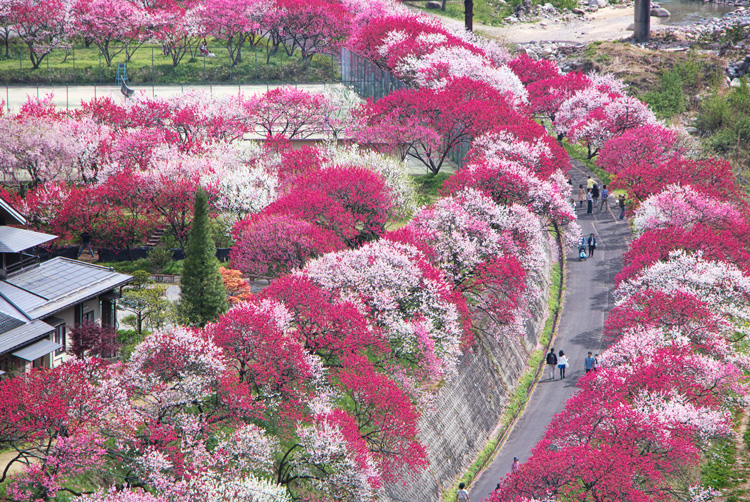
[546,348,558,380]
[587,233,597,257]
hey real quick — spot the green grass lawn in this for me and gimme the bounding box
[0,37,339,85]
[405,0,508,26]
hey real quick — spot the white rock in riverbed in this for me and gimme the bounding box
[651,7,671,16]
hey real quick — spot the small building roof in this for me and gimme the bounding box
[0,311,24,334]
[13,339,61,361]
[0,319,54,355]
[0,227,57,253]
[1,258,132,320]
[0,196,26,226]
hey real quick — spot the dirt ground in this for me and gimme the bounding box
[421,5,642,44]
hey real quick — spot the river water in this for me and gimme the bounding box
[654,0,735,25]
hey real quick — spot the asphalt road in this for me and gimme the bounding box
[467,161,632,501]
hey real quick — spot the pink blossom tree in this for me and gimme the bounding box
[565,95,656,159]
[231,213,345,279]
[72,0,148,66]
[8,0,69,69]
[244,87,337,140]
[197,0,271,67]
[303,239,466,386]
[275,0,351,64]
[615,250,750,341]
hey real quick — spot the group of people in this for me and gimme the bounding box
[573,176,626,219]
[546,348,598,380]
[454,348,600,501]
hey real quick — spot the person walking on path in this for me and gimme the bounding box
[584,352,596,373]
[586,176,595,190]
[618,194,626,220]
[591,184,600,208]
[457,482,471,502]
[594,354,600,371]
[546,348,558,380]
[576,184,586,208]
[511,457,520,474]
[587,233,597,257]
[600,185,609,211]
[557,349,568,379]
[586,190,593,214]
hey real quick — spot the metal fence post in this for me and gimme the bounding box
[72,47,76,84]
[98,53,101,84]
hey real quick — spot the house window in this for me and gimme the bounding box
[54,324,66,356]
[82,311,94,324]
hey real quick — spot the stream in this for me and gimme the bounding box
[654,0,735,25]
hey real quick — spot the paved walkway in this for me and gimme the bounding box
[468,160,632,500]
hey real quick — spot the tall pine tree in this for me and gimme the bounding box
[178,187,227,327]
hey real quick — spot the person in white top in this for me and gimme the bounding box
[457,482,471,501]
[557,349,569,379]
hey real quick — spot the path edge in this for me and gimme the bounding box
[441,224,567,500]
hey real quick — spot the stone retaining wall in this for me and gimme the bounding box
[382,236,555,502]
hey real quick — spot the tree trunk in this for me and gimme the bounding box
[464,0,474,31]
[441,0,448,10]
[634,0,651,42]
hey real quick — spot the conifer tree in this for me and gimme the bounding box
[178,187,227,327]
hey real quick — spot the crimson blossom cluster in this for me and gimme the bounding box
[492,75,750,502]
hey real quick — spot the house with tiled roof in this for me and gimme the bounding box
[0,196,132,376]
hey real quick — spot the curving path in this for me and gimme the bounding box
[467,161,632,501]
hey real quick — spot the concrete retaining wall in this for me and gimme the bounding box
[382,236,555,502]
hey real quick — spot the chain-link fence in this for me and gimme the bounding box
[339,48,407,101]
[339,48,469,168]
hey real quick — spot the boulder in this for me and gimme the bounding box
[425,0,442,8]
[626,22,635,30]
[650,7,670,17]
[597,0,608,7]
[572,7,585,14]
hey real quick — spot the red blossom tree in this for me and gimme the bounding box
[506,53,559,86]
[356,77,524,174]
[596,124,686,175]
[611,156,743,203]
[526,70,590,120]
[263,166,393,246]
[616,224,750,283]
